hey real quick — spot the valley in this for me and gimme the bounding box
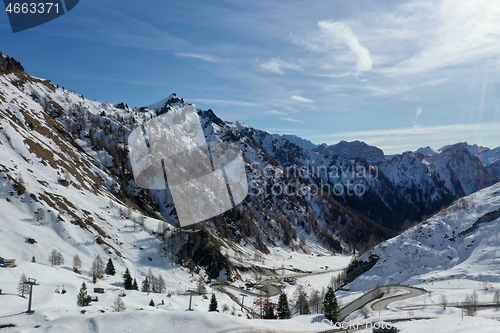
[0,53,499,332]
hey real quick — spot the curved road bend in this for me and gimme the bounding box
[371,286,426,312]
[339,285,426,320]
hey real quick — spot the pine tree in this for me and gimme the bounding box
[149,299,155,307]
[31,256,36,263]
[17,273,28,297]
[123,268,133,290]
[277,293,291,319]
[141,277,150,293]
[77,282,91,307]
[296,286,310,315]
[132,278,139,291]
[323,286,340,322]
[209,293,218,312]
[105,258,116,276]
[263,302,276,319]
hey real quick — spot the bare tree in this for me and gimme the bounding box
[73,254,82,273]
[493,290,500,309]
[309,289,321,314]
[440,294,448,310]
[138,215,146,231]
[49,249,64,266]
[91,255,105,279]
[158,275,166,293]
[113,295,126,312]
[463,291,478,316]
[18,273,29,297]
[197,277,206,295]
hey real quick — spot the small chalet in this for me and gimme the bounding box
[0,257,16,268]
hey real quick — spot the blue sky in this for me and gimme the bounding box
[2,0,500,154]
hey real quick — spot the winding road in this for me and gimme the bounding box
[370,286,426,312]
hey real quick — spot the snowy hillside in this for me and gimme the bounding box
[349,181,500,291]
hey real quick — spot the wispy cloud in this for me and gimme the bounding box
[381,1,500,74]
[190,98,256,107]
[291,95,313,103]
[415,106,423,122]
[267,110,287,115]
[175,52,222,63]
[310,122,500,154]
[278,117,304,123]
[293,20,372,74]
[259,58,301,74]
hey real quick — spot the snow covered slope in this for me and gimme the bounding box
[348,181,500,291]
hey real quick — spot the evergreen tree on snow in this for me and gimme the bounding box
[132,278,139,291]
[323,286,339,322]
[123,268,133,290]
[105,258,116,276]
[263,302,276,319]
[77,282,91,307]
[277,292,291,319]
[141,277,150,293]
[209,293,218,312]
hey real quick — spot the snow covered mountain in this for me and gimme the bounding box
[347,181,500,291]
[0,53,393,282]
[273,134,318,150]
[1,52,499,333]
[0,52,498,275]
[315,140,385,163]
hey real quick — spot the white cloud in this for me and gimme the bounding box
[415,106,423,121]
[267,110,287,115]
[175,52,221,63]
[384,0,500,74]
[310,122,500,154]
[318,20,372,74]
[278,117,304,123]
[294,20,372,74]
[259,58,301,74]
[190,98,256,107]
[291,95,313,103]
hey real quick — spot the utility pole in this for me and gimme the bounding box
[187,289,194,311]
[240,293,246,311]
[259,289,263,319]
[24,278,39,313]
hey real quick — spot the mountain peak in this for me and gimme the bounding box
[0,52,24,74]
[147,93,185,110]
[416,146,436,156]
[315,140,386,163]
